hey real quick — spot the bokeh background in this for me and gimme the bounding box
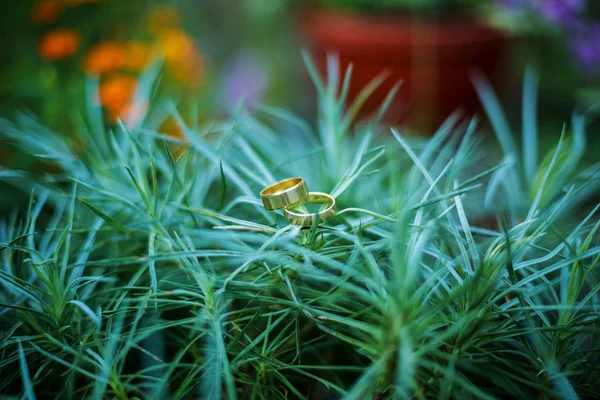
[1,0,599,211]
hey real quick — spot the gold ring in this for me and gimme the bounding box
[284,192,336,227]
[260,177,309,210]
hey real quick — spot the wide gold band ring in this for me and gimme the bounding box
[284,192,336,227]
[260,177,309,210]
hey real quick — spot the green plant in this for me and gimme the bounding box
[1,57,600,399]
[0,1,212,133]
[308,0,486,15]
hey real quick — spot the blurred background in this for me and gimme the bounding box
[1,0,599,209]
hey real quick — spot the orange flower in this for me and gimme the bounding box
[98,75,137,122]
[171,52,204,85]
[31,0,63,24]
[39,29,80,61]
[158,29,195,64]
[157,29,204,85]
[159,117,190,158]
[159,117,185,140]
[84,42,126,75]
[124,42,154,71]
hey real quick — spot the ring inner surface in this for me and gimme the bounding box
[287,194,333,214]
[262,178,302,196]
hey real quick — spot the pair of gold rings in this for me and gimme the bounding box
[260,177,336,227]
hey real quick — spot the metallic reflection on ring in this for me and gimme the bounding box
[260,177,309,210]
[284,192,336,227]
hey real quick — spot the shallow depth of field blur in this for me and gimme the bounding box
[2,1,600,399]
[0,0,301,210]
[1,1,599,167]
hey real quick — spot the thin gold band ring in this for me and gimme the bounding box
[284,192,336,227]
[260,177,309,210]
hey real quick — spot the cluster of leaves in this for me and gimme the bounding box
[309,0,486,15]
[1,58,600,399]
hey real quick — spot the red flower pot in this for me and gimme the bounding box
[300,8,510,133]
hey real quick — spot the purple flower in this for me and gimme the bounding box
[569,24,600,75]
[495,0,599,75]
[535,0,585,27]
[222,51,268,113]
[495,0,585,26]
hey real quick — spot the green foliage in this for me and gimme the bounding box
[1,57,600,399]
[308,0,485,15]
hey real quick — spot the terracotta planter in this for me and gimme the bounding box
[300,8,510,133]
